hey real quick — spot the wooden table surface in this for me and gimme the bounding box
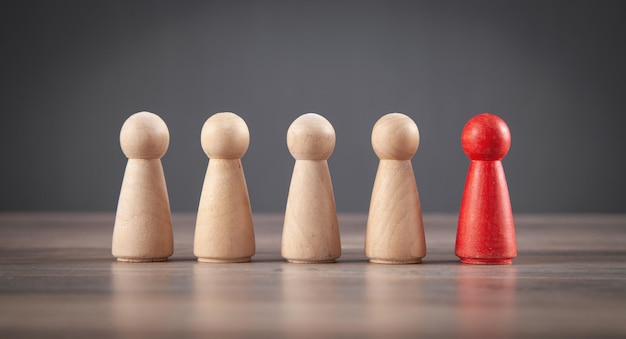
[0,213,625,338]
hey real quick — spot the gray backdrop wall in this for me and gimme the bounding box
[1,0,625,213]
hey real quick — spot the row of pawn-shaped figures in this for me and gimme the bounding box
[112,111,516,265]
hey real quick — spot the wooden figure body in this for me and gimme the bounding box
[365,113,426,264]
[194,112,255,263]
[112,112,173,262]
[456,113,516,264]
[282,113,341,263]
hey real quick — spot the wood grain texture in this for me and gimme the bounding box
[1,213,626,338]
[366,160,425,264]
[282,113,341,264]
[112,112,173,262]
[194,113,255,263]
[366,113,425,264]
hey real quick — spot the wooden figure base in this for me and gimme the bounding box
[116,257,168,263]
[197,257,251,263]
[460,257,513,265]
[287,259,336,264]
[369,258,422,265]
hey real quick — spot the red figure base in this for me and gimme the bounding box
[460,258,513,265]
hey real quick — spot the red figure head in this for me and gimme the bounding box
[462,113,511,161]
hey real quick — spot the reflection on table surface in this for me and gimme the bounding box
[1,213,625,337]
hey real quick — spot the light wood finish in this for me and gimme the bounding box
[1,213,626,338]
[194,112,255,263]
[282,113,341,263]
[112,112,173,262]
[366,113,426,264]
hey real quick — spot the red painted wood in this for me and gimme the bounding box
[456,113,516,264]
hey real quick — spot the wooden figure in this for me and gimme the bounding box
[365,113,426,264]
[456,113,516,264]
[194,112,255,263]
[281,113,341,263]
[112,111,173,262]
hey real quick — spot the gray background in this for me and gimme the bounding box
[1,0,624,213]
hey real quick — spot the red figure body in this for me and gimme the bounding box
[456,113,516,264]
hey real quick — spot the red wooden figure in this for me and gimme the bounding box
[456,113,516,264]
